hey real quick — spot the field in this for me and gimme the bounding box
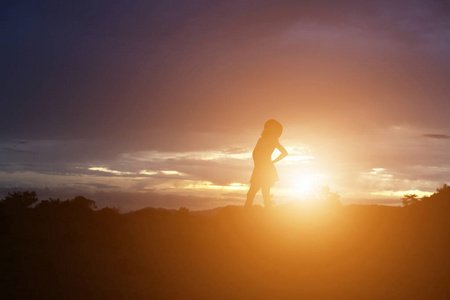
[1,191,450,299]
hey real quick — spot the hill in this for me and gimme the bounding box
[1,188,450,299]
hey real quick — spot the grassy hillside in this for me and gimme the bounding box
[1,190,450,299]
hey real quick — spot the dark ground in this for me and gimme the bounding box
[1,189,450,299]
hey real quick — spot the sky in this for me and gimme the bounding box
[1,0,450,211]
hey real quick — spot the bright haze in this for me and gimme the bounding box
[2,0,450,211]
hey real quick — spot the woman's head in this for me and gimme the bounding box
[261,119,283,139]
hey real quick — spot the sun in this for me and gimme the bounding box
[289,174,316,198]
[297,178,314,193]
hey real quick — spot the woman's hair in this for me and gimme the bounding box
[261,119,283,139]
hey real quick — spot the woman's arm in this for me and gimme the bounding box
[272,142,288,164]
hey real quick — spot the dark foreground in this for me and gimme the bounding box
[1,191,450,299]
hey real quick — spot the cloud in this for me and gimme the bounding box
[1,147,37,154]
[423,134,450,139]
[3,0,450,142]
[74,182,120,189]
[2,0,450,210]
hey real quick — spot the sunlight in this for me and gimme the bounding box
[88,167,133,175]
[371,190,433,198]
[296,178,315,194]
[184,181,248,192]
[290,174,317,198]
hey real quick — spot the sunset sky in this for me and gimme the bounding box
[2,0,450,211]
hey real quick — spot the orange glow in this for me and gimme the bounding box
[291,175,316,197]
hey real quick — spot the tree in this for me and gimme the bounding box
[316,186,341,207]
[69,196,97,211]
[402,184,450,209]
[35,198,62,209]
[420,184,450,209]
[177,207,189,217]
[0,191,39,214]
[402,194,420,207]
[436,184,450,195]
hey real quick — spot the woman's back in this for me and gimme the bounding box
[252,137,277,164]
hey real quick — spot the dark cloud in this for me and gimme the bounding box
[423,134,450,139]
[1,147,37,154]
[2,0,450,141]
[74,182,119,189]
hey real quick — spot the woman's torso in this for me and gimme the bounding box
[252,137,277,164]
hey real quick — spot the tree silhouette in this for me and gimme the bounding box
[436,184,450,195]
[0,191,39,214]
[69,195,97,211]
[420,184,450,209]
[401,184,450,209]
[316,186,341,206]
[401,194,420,207]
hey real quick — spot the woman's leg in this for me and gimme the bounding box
[261,186,272,208]
[245,184,260,208]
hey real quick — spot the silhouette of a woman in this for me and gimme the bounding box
[245,119,288,209]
